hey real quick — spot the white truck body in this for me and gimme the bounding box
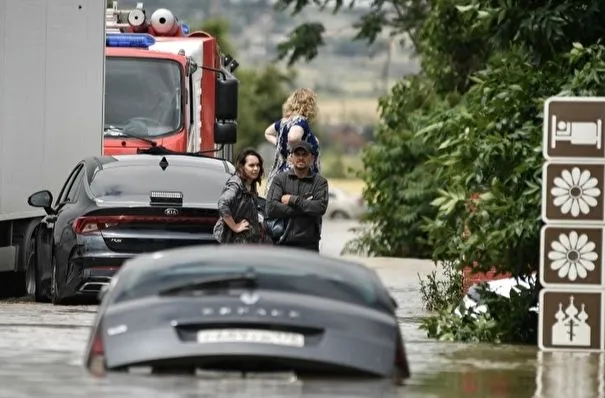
[0,0,105,274]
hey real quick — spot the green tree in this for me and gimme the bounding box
[235,66,295,151]
[274,0,428,65]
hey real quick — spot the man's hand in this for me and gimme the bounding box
[281,194,292,205]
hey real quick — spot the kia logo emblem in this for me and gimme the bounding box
[164,208,179,216]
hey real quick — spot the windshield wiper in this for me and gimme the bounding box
[104,125,157,147]
[158,268,258,296]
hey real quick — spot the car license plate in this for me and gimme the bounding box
[197,329,304,347]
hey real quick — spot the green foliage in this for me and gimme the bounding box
[420,1,490,94]
[321,147,347,179]
[420,40,605,343]
[418,261,464,312]
[342,76,450,258]
[276,22,326,66]
[274,0,428,65]
[235,66,295,151]
[420,278,539,344]
[336,0,605,344]
[423,46,555,277]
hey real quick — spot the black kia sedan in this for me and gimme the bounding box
[25,154,234,304]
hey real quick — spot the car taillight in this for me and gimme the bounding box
[73,217,119,234]
[87,329,106,376]
[72,215,218,234]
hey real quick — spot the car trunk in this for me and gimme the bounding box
[102,292,398,377]
[75,203,219,253]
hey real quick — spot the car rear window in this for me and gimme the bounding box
[112,261,385,311]
[89,165,228,203]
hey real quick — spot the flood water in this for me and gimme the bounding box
[0,221,602,398]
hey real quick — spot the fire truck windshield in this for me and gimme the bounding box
[105,57,182,137]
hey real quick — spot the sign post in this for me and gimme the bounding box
[539,97,605,352]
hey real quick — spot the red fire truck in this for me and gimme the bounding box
[104,1,238,159]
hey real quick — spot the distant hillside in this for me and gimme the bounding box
[128,0,419,122]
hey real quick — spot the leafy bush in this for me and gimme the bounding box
[345,2,605,343]
[420,278,540,344]
[342,77,452,258]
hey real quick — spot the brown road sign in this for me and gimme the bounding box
[542,162,604,223]
[543,97,605,160]
[538,289,604,352]
[540,226,604,288]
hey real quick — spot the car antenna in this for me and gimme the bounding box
[159,156,169,171]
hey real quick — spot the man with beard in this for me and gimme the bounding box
[266,141,329,252]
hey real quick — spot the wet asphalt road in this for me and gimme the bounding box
[0,220,603,397]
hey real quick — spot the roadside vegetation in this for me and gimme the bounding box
[275,0,605,344]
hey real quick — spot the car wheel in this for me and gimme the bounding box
[25,237,48,302]
[25,247,35,296]
[330,210,350,220]
[51,259,63,305]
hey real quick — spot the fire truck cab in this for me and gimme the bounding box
[104,1,238,159]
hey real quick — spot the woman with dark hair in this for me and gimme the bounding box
[213,148,266,244]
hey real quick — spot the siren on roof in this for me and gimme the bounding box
[105,2,187,37]
[148,8,185,37]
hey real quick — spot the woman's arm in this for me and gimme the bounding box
[264,123,278,145]
[218,181,244,232]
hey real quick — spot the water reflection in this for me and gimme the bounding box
[406,345,537,397]
[534,351,604,398]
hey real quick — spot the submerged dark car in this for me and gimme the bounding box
[84,245,411,383]
[25,154,234,304]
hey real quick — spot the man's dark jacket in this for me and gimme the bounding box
[265,170,329,246]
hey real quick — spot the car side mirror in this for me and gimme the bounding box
[214,120,237,145]
[215,70,238,121]
[27,190,54,214]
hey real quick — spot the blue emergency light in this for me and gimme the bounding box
[106,33,156,48]
[181,22,190,35]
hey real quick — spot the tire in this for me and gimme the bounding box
[51,259,63,305]
[25,229,49,302]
